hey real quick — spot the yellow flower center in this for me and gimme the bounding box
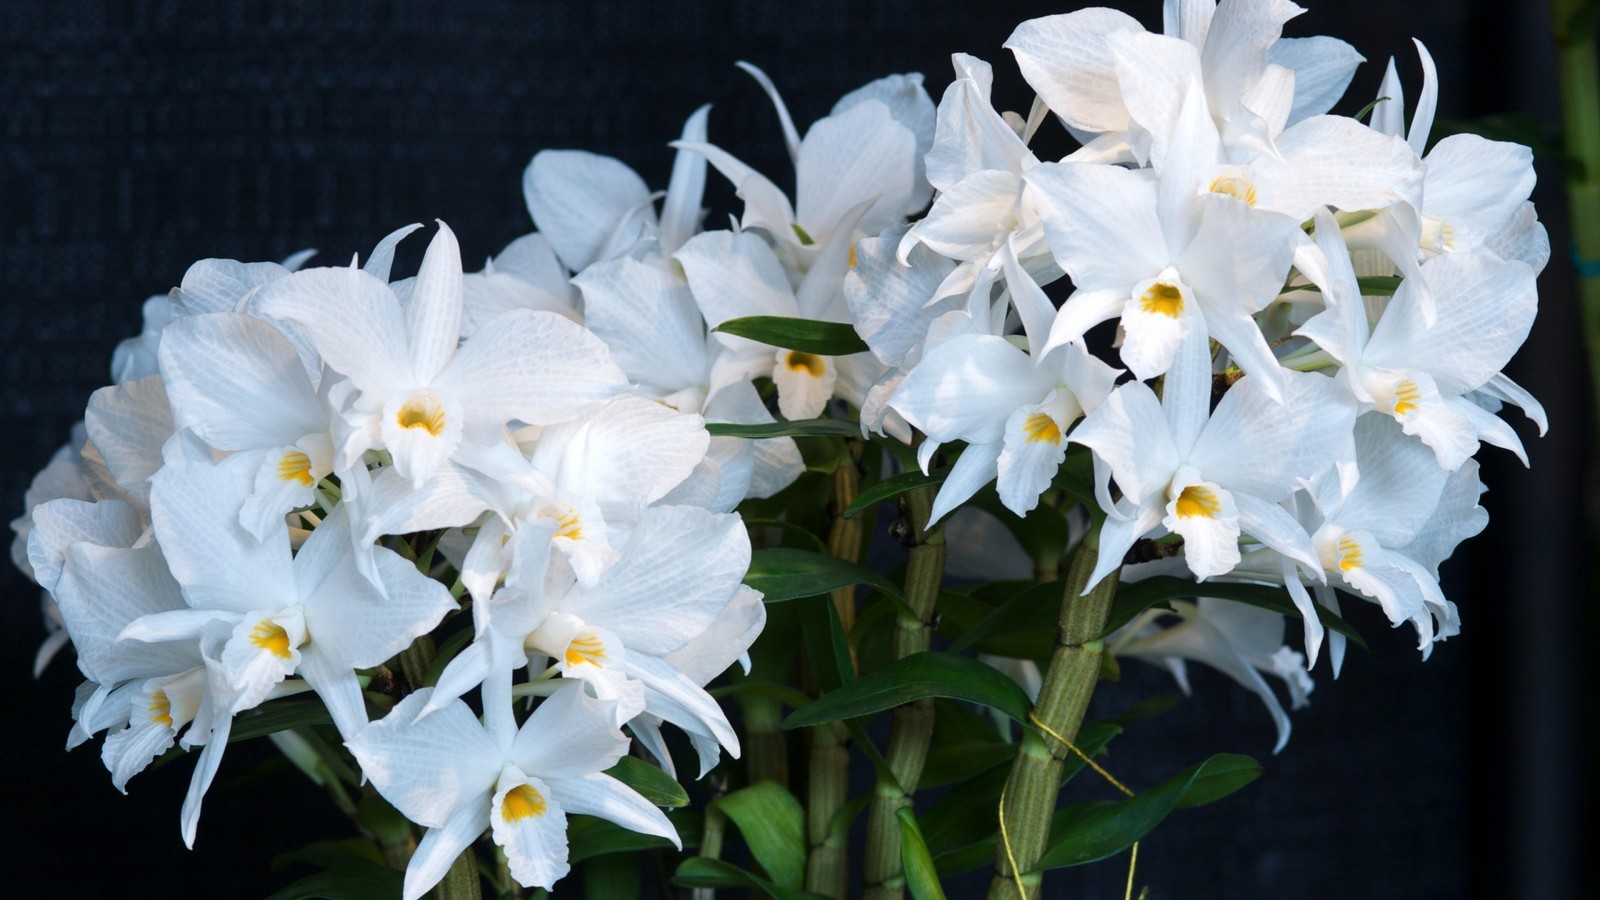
[1021,412,1061,444]
[1139,282,1184,318]
[501,784,548,822]
[1392,379,1421,416]
[148,690,173,727]
[396,393,447,436]
[565,632,607,667]
[1208,175,1258,207]
[1337,535,1364,572]
[1174,485,1222,519]
[554,509,583,542]
[784,351,826,378]
[276,450,315,487]
[250,622,293,659]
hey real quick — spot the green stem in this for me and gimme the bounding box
[740,697,790,787]
[692,806,728,900]
[862,485,946,900]
[1553,0,1600,420]
[807,458,865,898]
[987,526,1119,900]
[434,847,482,900]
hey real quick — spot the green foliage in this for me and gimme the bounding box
[783,651,1033,729]
[1033,753,1263,871]
[714,315,871,356]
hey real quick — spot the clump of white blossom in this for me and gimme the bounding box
[13,0,1544,895]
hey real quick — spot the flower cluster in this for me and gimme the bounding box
[12,0,1545,895]
[844,1,1544,744]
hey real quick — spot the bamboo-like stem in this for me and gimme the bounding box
[740,698,789,787]
[806,458,866,897]
[862,486,946,900]
[987,526,1119,900]
[1554,0,1600,419]
[691,805,728,900]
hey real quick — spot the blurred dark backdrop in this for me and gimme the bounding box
[0,1,1590,897]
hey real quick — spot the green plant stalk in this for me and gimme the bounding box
[692,805,728,900]
[862,485,946,900]
[434,847,482,900]
[1554,0,1600,418]
[987,526,1119,900]
[741,696,790,787]
[807,459,866,898]
[396,633,437,694]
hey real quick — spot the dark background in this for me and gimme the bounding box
[0,1,1590,897]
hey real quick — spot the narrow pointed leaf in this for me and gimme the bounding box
[671,858,831,900]
[715,315,870,356]
[745,547,904,603]
[604,756,689,808]
[844,466,950,518]
[1174,753,1263,808]
[1032,753,1259,872]
[947,580,1060,655]
[708,419,865,439]
[897,808,950,900]
[782,652,1031,729]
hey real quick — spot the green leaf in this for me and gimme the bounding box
[1033,754,1257,871]
[604,756,688,809]
[672,858,831,900]
[714,315,870,356]
[947,580,1060,657]
[801,593,855,694]
[421,626,475,688]
[920,763,1008,861]
[569,816,677,863]
[843,466,949,518]
[712,781,808,889]
[783,652,1031,729]
[582,853,642,899]
[1281,274,1402,297]
[1096,576,1367,649]
[270,838,385,873]
[708,419,864,439]
[897,808,949,900]
[1175,753,1262,808]
[1101,694,1182,726]
[230,696,335,743]
[262,862,404,900]
[745,547,904,604]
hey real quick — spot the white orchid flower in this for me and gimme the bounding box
[461,232,583,338]
[1029,84,1302,393]
[1295,210,1539,469]
[157,311,338,540]
[427,505,758,776]
[455,394,711,598]
[119,455,456,740]
[1008,0,1363,164]
[1072,329,1357,591]
[675,64,933,269]
[1113,596,1312,753]
[891,246,1121,524]
[523,104,713,273]
[347,683,679,899]
[676,225,883,421]
[896,54,1061,308]
[574,251,804,506]
[25,495,249,846]
[251,221,628,491]
[11,423,93,675]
